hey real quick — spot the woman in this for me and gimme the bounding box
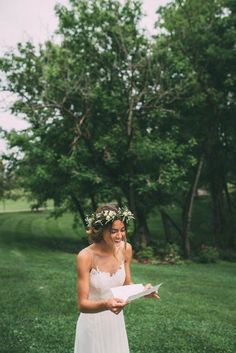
[74,204,159,353]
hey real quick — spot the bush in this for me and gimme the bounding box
[158,243,182,264]
[135,243,183,264]
[219,249,236,262]
[198,245,220,263]
[135,246,155,263]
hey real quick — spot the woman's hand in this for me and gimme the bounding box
[106,298,128,315]
[144,283,160,299]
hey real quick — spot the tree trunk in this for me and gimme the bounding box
[116,197,123,208]
[182,155,204,258]
[127,180,150,247]
[71,194,87,227]
[160,208,183,244]
[209,173,225,245]
[160,209,171,243]
[133,207,150,247]
[223,176,235,247]
[90,193,97,212]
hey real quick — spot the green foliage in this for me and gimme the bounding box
[158,242,182,264]
[197,245,220,263]
[135,246,155,263]
[154,0,236,252]
[0,1,196,231]
[1,0,236,251]
[135,243,183,265]
[219,249,236,262]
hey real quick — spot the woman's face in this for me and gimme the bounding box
[103,219,126,248]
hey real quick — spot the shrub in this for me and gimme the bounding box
[158,243,182,264]
[135,246,155,263]
[198,245,219,263]
[219,249,236,262]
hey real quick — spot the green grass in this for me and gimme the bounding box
[0,210,236,353]
[0,197,31,212]
[0,197,54,212]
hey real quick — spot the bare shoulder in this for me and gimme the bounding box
[76,246,93,269]
[125,241,132,252]
[124,242,132,260]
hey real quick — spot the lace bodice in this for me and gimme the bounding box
[87,244,126,301]
[88,263,125,300]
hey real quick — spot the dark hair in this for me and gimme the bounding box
[86,204,127,243]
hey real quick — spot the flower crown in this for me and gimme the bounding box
[85,206,135,228]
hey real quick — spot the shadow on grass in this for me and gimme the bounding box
[0,211,89,254]
[0,327,25,353]
[0,232,89,253]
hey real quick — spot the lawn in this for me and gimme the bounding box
[0,197,54,213]
[0,210,235,353]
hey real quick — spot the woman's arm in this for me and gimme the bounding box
[76,249,126,314]
[123,243,160,299]
[124,242,133,285]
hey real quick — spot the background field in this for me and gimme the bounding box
[0,195,222,251]
[0,206,235,353]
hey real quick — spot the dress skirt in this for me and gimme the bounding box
[74,310,129,353]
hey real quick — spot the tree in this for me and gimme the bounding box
[154,0,236,254]
[3,0,234,255]
[0,157,21,209]
[0,0,195,247]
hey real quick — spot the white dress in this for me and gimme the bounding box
[74,253,130,353]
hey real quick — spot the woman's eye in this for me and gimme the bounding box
[111,229,125,234]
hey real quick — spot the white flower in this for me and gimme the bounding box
[85,206,135,228]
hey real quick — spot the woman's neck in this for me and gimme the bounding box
[92,240,119,256]
[100,240,115,254]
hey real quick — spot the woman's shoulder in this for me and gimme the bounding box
[123,241,132,261]
[124,241,132,253]
[76,246,94,265]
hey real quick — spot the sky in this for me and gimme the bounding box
[0,0,168,153]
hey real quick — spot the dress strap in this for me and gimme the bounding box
[82,247,95,271]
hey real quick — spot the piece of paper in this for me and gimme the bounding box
[111,283,162,302]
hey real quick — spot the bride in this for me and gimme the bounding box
[73,204,159,353]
